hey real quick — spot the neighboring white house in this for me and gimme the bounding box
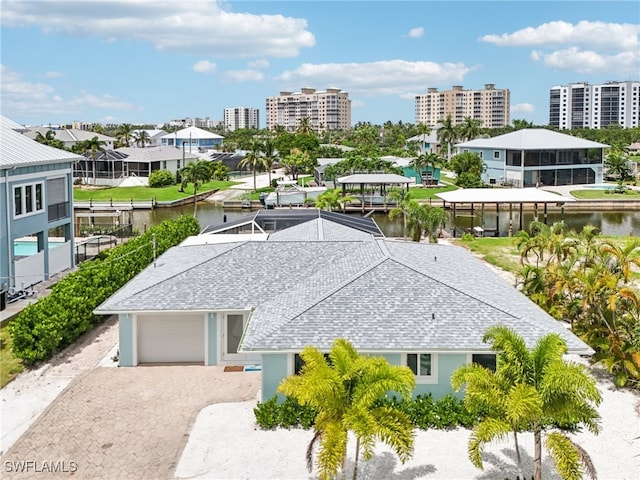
[131,129,168,148]
[23,127,116,151]
[456,128,608,188]
[160,126,224,152]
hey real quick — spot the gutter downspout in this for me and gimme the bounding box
[4,168,13,289]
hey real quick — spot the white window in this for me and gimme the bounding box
[404,353,438,384]
[13,182,44,218]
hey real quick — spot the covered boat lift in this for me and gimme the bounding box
[336,173,414,212]
[436,188,576,237]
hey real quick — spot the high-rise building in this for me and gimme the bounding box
[223,107,260,131]
[415,84,510,128]
[266,88,351,132]
[549,81,640,129]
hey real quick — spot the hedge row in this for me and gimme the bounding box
[254,394,487,431]
[8,215,200,364]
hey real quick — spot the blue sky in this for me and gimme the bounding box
[1,1,638,128]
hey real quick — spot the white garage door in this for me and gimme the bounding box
[137,314,204,364]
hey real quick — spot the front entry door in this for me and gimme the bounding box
[223,313,247,362]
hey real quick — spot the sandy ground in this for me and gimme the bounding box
[176,368,640,480]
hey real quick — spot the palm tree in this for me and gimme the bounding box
[278,338,415,480]
[604,151,632,181]
[451,325,601,480]
[316,190,355,212]
[437,115,457,161]
[115,123,135,147]
[133,130,151,148]
[238,140,266,192]
[179,160,213,215]
[388,189,413,239]
[512,119,534,130]
[459,116,482,141]
[261,136,279,187]
[296,117,314,136]
[79,136,107,185]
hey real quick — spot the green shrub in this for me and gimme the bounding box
[254,393,485,431]
[254,396,317,430]
[460,233,475,242]
[9,216,200,364]
[148,169,175,187]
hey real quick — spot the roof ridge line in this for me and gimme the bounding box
[245,255,389,347]
[389,254,523,320]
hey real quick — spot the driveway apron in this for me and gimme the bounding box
[1,367,260,479]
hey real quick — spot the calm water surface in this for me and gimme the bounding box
[126,202,640,238]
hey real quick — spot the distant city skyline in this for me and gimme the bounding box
[1,1,638,127]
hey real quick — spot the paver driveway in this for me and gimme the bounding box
[1,366,260,479]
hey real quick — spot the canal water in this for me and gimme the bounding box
[124,203,640,238]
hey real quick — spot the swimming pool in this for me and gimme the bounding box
[13,240,65,256]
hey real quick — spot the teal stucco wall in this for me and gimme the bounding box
[260,352,471,401]
[118,314,134,366]
[261,353,289,401]
[206,313,218,365]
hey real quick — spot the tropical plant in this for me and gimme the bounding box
[404,201,446,242]
[77,136,107,184]
[437,115,458,161]
[133,130,152,148]
[238,140,266,191]
[115,123,135,147]
[261,136,279,187]
[388,189,413,239]
[604,151,633,181]
[280,148,315,181]
[296,116,314,136]
[459,116,482,141]
[179,160,213,214]
[514,222,640,387]
[451,325,601,480]
[278,339,416,480]
[315,190,355,212]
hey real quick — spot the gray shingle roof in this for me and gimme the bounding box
[95,234,592,355]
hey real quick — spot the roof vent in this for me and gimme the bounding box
[434,256,437,262]
[432,313,435,320]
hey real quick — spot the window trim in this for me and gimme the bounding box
[493,150,501,160]
[13,181,45,219]
[403,352,438,384]
[466,353,497,372]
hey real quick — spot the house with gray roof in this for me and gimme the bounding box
[95,211,592,400]
[455,128,608,188]
[24,126,116,150]
[1,116,83,303]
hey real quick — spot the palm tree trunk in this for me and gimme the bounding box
[352,437,360,480]
[513,431,525,480]
[533,426,542,480]
[193,186,198,216]
[253,169,257,192]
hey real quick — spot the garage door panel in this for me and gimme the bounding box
[137,315,204,363]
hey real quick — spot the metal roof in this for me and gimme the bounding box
[436,188,576,204]
[160,126,224,140]
[337,173,414,184]
[455,128,608,150]
[116,146,200,162]
[1,119,84,168]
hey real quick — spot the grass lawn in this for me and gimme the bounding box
[74,180,239,202]
[570,189,640,200]
[242,187,274,201]
[409,184,458,200]
[0,321,24,387]
[450,236,522,275]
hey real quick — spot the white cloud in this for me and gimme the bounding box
[277,60,473,96]
[1,65,136,119]
[480,21,639,50]
[193,60,217,73]
[223,69,264,82]
[0,1,315,58]
[44,71,65,78]
[248,59,270,69]
[351,100,365,108]
[511,103,535,114]
[407,27,424,38]
[533,47,639,75]
[481,20,639,76]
